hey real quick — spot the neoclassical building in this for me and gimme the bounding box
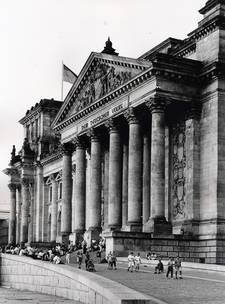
[4,0,225,263]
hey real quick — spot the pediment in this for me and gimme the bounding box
[53,52,150,128]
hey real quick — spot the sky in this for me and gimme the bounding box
[0,0,206,210]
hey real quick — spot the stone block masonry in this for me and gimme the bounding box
[0,254,154,304]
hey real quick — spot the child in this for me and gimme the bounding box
[127,252,135,272]
[174,256,183,279]
[135,253,141,271]
[166,257,174,278]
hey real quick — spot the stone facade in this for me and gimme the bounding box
[4,0,225,264]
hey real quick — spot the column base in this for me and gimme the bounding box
[148,217,172,235]
[84,227,102,247]
[61,233,70,245]
[127,222,142,232]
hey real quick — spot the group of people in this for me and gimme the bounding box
[127,252,142,272]
[154,256,183,279]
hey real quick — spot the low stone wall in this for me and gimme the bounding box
[104,231,225,264]
[0,254,155,304]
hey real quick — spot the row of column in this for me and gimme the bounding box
[8,178,32,245]
[60,98,168,241]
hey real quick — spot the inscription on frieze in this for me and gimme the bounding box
[172,122,186,220]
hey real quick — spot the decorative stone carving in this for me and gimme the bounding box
[104,118,119,132]
[124,107,139,124]
[8,183,17,191]
[60,142,75,156]
[145,96,166,113]
[21,178,31,188]
[70,62,132,115]
[172,122,186,219]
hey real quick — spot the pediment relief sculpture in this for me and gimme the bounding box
[68,61,140,117]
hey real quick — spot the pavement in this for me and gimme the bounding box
[1,256,225,304]
[92,259,225,304]
[0,287,82,304]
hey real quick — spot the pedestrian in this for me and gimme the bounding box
[174,256,183,279]
[154,257,164,274]
[166,257,174,278]
[107,251,113,269]
[135,253,141,271]
[127,252,135,272]
[77,250,83,269]
[65,251,70,264]
[111,251,117,270]
[85,251,90,270]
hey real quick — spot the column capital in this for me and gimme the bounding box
[21,177,32,188]
[145,96,166,113]
[72,136,86,149]
[105,118,120,133]
[124,107,139,124]
[185,101,201,120]
[87,128,100,142]
[8,183,17,191]
[60,142,75,156]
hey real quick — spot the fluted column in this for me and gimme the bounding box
[8,183,17,245]
[35,163,43,242]
[74,137,86,234]
[122,142,128,228]
[108,119,122,229]
[146,97,171,234]
[89,129,101,231]
[50,175,58,242]
[61,142,74,242]
[16,185,22,244]
[125,108,142,231]
[21,178,30,244]
[142,129,150,226]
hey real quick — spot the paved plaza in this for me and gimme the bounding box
[93,261,225,304]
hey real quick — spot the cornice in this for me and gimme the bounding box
[40,150,62,166]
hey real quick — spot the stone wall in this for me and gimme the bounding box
[104,231,225,264]
[0,254,152,304]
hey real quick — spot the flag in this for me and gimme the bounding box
[62,64,77,84]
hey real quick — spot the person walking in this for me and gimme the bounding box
[174,256,183,279]
[77,250,83,269]
[135,253,141,271]
[154,257,164,274]
[127,252,135,272]
[107,251,113,270]
[111,251,117,270]
[166,257,174,278]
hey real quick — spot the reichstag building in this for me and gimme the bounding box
[4,0,225,264]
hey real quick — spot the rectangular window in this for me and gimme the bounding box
[58,182,62,200]
[49,186,52,202]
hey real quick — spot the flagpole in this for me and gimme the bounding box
[61,61,64,101]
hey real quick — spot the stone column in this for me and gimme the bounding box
[103,149,109,229]
[16,185,22,244]
[28,183,34,245]
[74,138,86,237]
[108,119,122,229]
[122,142,128,228]
[61,142,74,243]
[35,163,43,242]
[50,175,58,242]
[142,129,151,228]
[146,97,171,234]
[89,129,102,236]
[125,108,142,231]
[20,178,30,244]
[8,183,17,245]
